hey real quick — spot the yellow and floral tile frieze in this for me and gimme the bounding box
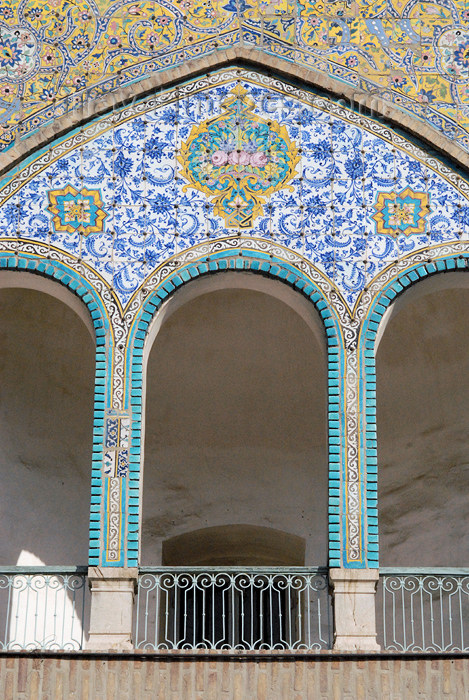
[1,0,469,152]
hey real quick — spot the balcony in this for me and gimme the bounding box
[0,567,331,652]
[2,566,469,654]
[0,567,89,651]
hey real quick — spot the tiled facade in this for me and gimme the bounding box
[2,0,469,575]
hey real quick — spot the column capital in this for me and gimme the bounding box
[329,567,379,590]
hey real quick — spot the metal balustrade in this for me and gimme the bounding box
[6,565,469,653]
[0,567,89,650]
[378,569,469,652]
[135,567,332,650]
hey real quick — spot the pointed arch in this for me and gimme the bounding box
[2,54,468,180]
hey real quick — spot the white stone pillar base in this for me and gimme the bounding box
[330,568,380,652]
[86,567,138,651]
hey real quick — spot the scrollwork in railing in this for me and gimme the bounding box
[135,567,332,651]
[0,568,88,651]
[378,570,469,652]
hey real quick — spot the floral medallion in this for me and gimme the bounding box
[436,28,469,80]
[178,85,300,228]
[0,24,38,81]
[47,186,108,234]
[372,188,430,237]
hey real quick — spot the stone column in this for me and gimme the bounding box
[86,567,138,651]
[330,568,380,651]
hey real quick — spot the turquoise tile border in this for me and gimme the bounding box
[125,250,350,568]
[0,250,112,568]
[358,253,469,568]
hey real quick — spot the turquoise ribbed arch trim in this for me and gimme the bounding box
[358,253,469,567]
[0,250,111,567]
[126,249,348,568]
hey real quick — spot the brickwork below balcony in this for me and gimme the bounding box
[1,652,469,699]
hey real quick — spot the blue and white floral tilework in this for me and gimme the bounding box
[1,75,467,310]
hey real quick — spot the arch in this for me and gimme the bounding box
[125,249,347,568]
[0,287,95,565]
[0,250,113,567]
[0,271,95,341]
[141,271,328,376]
[0,252,110,344]
[128,251,342,385]
[2,54,468,181]
[358,253,469,567]
[374,271,469,354]
[142,286,328,565]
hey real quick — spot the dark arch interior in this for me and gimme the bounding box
[142,287,328,565]
[377,286,469,566]
[0,287,95,565]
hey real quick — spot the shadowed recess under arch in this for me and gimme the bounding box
[162,525,306,567]
[141,285,328,566]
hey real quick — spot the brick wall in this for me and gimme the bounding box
[1,653,468,699]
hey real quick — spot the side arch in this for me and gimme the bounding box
[358,253,469,566]
[125,249,360,568]
[0,251,110,343]
[0,250,113,567]
[0,271,96,340]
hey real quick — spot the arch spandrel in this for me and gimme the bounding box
[1,70,467,322]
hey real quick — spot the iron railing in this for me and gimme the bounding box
[378,569,469,652]
[135,567,332,650]
[0,567,89,650]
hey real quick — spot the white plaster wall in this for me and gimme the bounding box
[142,289,328,566]
[377,288,469,566]
[0,288,94,565]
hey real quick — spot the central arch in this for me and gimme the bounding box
[126,251,347,567]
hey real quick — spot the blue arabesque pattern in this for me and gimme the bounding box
[1,77,466,310]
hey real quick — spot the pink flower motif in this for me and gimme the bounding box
[211,150,228,166]
[250,152,268,168]
[228,151,239,164]
[238,151,251,165]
